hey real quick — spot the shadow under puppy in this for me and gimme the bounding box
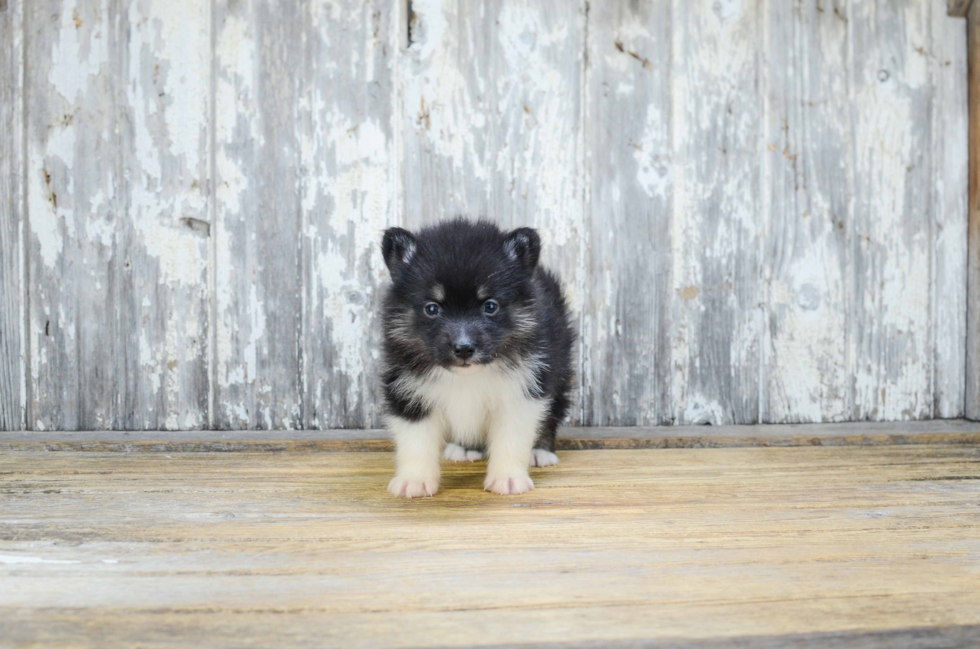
[380,218,575,497]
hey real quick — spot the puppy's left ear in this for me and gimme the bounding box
[504,227,541,271]
[382,227,417,275]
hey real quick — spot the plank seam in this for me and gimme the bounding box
[757,0,771,423]
[20,0,30,431]
[844,0,856,420]
[577,0,590,425]
[968,2,980,420]
[930,1,939,419]
[207,0,218,430]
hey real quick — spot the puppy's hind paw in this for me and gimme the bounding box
[530,449,560,467]
[387,475,439,498]
[443,443,484,462]
[484,472,534,495]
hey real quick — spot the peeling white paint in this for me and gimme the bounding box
[403,0,489,182]
[11,0,970,431]
[47,0,108,103]
[29,158,65,269]
[634,103,669,200]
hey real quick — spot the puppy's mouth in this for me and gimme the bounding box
[449,361,484,375]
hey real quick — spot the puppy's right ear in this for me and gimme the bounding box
[382,227,417,275]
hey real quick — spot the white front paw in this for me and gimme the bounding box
[530,449,559,467]
[443,443,484,462]
[484,471,534,495]
[388,474,439,498]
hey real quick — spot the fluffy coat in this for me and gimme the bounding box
[380,218,575,497]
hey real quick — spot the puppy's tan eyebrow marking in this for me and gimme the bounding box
[477,285,489,300]
[431,283,445,302]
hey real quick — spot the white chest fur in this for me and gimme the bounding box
[415,363,546,447]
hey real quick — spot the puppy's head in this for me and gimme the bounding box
[381,219,540,372]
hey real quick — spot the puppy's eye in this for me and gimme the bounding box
[424,302,440,317]
[483,299,499,315]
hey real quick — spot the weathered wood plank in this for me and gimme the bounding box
[25,0,207,430]
[402,0,586,420]
[24,0,211,430]
[581,1,672,426]
[933,0,970,418]
[0,0,24,430]
[968,2,980,420]
[401,0,488,226]
[213,0,305,429]
[1,446,979,646]
[120,0,212,428]
[849,0,934,420]
[669,1,763,425]
[25,0,110,430]
[763,0,850,423]
[300,1,399,429]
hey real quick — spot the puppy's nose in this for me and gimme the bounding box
[452,343,476,360]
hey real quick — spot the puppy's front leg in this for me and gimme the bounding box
[387,416,443,498]
[484,399,547,495]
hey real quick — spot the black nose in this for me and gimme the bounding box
[453,343,476,360]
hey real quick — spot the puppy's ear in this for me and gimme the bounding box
[504,227,541,271]
[382,227,417,275]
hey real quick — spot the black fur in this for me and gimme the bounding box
[380,218,575,451]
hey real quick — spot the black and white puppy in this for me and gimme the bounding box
[380,218,574,497]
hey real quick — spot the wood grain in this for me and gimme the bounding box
[968,1,980,420]
[0,0,23,430]
[933,0,970,418]
[120,0,212,428]
[763,0,850,423]
[849,0,935,420]
[669,1,763,425]
[581,1,672,426]
[213,0,305,429]
[1,445,979,647]
[24,0,211,430]
[300,0,399,429]
[22,0,110,431]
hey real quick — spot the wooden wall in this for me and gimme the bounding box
[0,0,971,430]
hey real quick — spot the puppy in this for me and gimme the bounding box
[380,218,575,497]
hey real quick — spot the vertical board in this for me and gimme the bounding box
[762,0,851,423]
[402,0,586,422]
[300,1,399,428]
[0,0,24,430]
[669,0,763,425]
[849,0,934,420]
[968,1,980,420]
[121,0,212,429]
[581,2,672,425]
[214,0,304,429]
[932,0,969,418]
[401,0,491,224]
[25,0,113,430]
[25,0,210,430]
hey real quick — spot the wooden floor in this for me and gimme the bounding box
[1,442,980,647]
